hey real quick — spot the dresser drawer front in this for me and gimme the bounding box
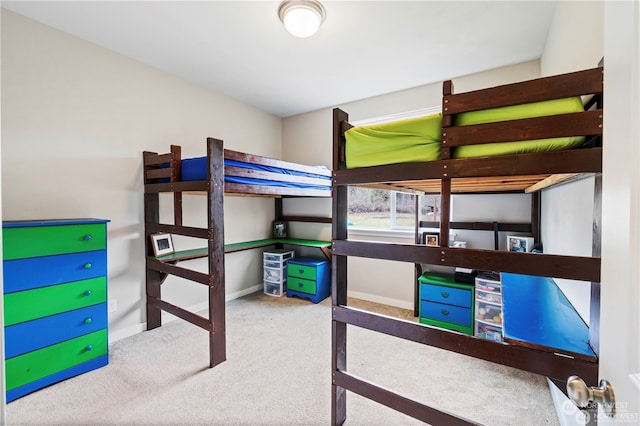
[420,301,472,327]
[420,283,472,308]
[287,263,317,281]
[288,277,316,295]
[5,329,108,391]
[5,304,108,359]
[3,250,107,294]
[4,277,107,326]
[3,223,106,260]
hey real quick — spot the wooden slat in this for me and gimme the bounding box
[443,67,603,114]
[419,221,531,233]
[143,152,174,166]
[334,371,480,426]
[145,223,210,239]
[443,110,603,147]
[145,168,174,180]
[525,173,591,193]
[145,180,209,193]
[333,306,598,383]
[280,215,332,224]
[224,182,331,197]
[146,257,210,285]
[333,148,602,188]
[147,297,212,331]
[332,240,600,282]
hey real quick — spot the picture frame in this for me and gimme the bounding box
[422,232,439,247]
[272,220,288,239]
[507,235,534,253]
[150,233,174,257]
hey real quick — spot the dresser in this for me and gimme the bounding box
[263,249,295,297]
[286,257,330,304]
[418,273,474,335]
[3,218,109,402]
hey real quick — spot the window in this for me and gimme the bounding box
[347,106,442,233]
[348,187,440,231]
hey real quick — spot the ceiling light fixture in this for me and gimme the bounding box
[278,0,326,38]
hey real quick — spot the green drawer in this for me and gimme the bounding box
[4,277,107,326]
[5,329,107,391]
[3,223,106,260]
[288,277,316,295]
[287,263,317,281]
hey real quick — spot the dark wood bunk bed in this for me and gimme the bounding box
[143,138,332,367]
[331,66,603,425]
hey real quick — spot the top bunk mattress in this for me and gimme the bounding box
[344,97,586,168]
[181,157,332,191]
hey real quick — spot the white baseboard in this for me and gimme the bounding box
[108,284,262,344]
[347,290,413,311]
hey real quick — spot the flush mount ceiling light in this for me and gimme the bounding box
[278,0,326,38]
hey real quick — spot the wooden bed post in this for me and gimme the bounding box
[143,151,163,330]
[207,137,227,368]
[441,80,454,160]
[171,145,183,227]
[414,195,423,317]
[332,108,349,425]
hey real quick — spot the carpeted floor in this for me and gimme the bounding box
[7,292,560,425]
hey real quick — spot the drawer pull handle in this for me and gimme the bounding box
[441,292,450,298]
[441,309,450,316]
[84,263,92,269]
[85,345,93,352]
[298,283,303,288]
[84,318,93,324]
[83,234,92,241]
[298,269,304,274]
[84,290,92,296]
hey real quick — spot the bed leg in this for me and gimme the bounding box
[146,268,162,330]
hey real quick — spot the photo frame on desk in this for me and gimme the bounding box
[273,220,288,239]
[507,235,534,253]
[150,233,174,257]
[422,232,439,247]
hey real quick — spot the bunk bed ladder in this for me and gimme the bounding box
[331,108,480,426]
[143,138,226,368]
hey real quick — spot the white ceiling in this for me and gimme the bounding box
[2,1,558,118]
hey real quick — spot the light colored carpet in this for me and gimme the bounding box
[7,293,560,425]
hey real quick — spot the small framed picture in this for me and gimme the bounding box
[423,232,439,247]
[507,235,534,253]
[273,220,288,239]
[150,233,174,257]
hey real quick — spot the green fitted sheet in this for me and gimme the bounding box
[344,113,442,168]
[344,97,586,167]
[453,97,586,158]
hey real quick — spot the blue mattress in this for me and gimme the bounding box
[181,157,332,190]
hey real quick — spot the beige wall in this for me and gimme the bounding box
[282,61,540,308]
[539,0,604,324]
[1,10,282,340]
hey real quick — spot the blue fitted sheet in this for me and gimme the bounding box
[181,157,332,190]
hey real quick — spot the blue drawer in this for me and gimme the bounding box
[4,303,108,359]
[420,283,472,308]
[4,250,107,293]
[420,301,472,327]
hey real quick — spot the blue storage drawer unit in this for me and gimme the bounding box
[286,257,330,304]
[3,218,110,403]
[419,273,474,335]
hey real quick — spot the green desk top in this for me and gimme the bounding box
[154,238,331,262]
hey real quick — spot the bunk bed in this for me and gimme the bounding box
[331,66,603,425]
[143,139,331,367]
